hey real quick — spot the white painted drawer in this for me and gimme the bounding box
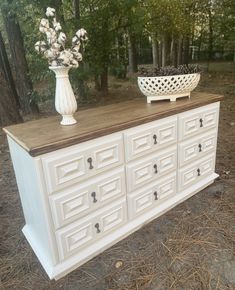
[124,116,177,162]
[127,172,176,219]
[49,167,126,229]
[41,133,124,194]
[126,146,177,193]
[179,130,217,168]
[56,198,127,261]
[178,153,215,192]
[178,102,219,141]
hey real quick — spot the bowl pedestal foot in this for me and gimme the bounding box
[147,93,190,104]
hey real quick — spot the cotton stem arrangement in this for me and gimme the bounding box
[35,7,88,68]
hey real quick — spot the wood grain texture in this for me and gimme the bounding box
[3,92,224,156]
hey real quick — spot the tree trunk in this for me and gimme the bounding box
[159,41,162,67]
[73,0,88,101]
[94,75,101,91]
[152,37,159,68]
[177,37,183,65]
[0,75,23,127]
[128,33,138,73]
[208,7,213,61]
[171,37,178,67]
[162,34,171,66]
[100,66,108,93]
[0,32,22,126]
[74,0,80,20]
[3,9,38,114]
[182,37,190,65]
[0,31,20,109]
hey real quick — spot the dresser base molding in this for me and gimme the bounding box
[23,173,218,280]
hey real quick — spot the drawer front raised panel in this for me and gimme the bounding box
[128,173,177,219]
[56,198,127,261]
[179,130,217,167]
[42,133,124,194]
[124,117,177,162]
[49,167,126,229]
[178,154,215,191]
[179,103,219,141]
[126,146,177,192]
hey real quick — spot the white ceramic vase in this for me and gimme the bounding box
[50,66,77,125]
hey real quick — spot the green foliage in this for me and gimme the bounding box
[1,0,234,103]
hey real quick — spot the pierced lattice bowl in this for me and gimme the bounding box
[138,73,200,103]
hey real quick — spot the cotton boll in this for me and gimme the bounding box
[52,42,61,51]
[46,28,57,45]
[76,28,88,42]
[58,49,73,66]
[46,7,56,17]
[58,32,67,45]
[72,36,80,46]
[44,48,59,63]
[73,51,82,62]
[72,44,81,54]
[76,28,86,38]
[53,18,62,32]
[39,26,48,33]
[40,18,49,29]
[71,59,79,68]
[35,41,47,53]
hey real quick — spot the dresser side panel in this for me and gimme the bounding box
[7,136,58,267]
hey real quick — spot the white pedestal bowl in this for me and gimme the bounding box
[138,73,200,103]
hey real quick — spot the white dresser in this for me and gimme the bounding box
[4,93,223,280]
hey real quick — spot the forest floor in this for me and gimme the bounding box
[0,69,235,290]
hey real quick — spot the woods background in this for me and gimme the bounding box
[0,0,234,126]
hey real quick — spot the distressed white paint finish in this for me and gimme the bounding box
[178,153,216,192]
[127,172,177,219]
[138,73,200,103]
[178,102,219,141]
[178,129,217,168]
[49,167,126,229]
[126,146,177,192]
[124,116,177,162]
[42,133,124,194]
[7,102,220,280]
[55,198,127,261]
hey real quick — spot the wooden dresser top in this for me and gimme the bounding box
[3,92,223,156]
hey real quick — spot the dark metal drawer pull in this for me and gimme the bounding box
[198,144,202,152]
[197,168,201,176]
[87,157,94,169]
[91,192,97,203]
[94,223,101,233]
[153,134,157,144]
[199,118,203,127]
[153,164,158,174]
[153,191,158,200]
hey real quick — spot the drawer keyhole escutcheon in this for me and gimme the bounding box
[197,168,201,176]
[91,192,97,203]
[94,223,101,233]
[153,164,158,174]
[198,144,202,152]
[153,134,157,144]
[199,118,203,127]
[87,157,94,169]
[154,191,158,200]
